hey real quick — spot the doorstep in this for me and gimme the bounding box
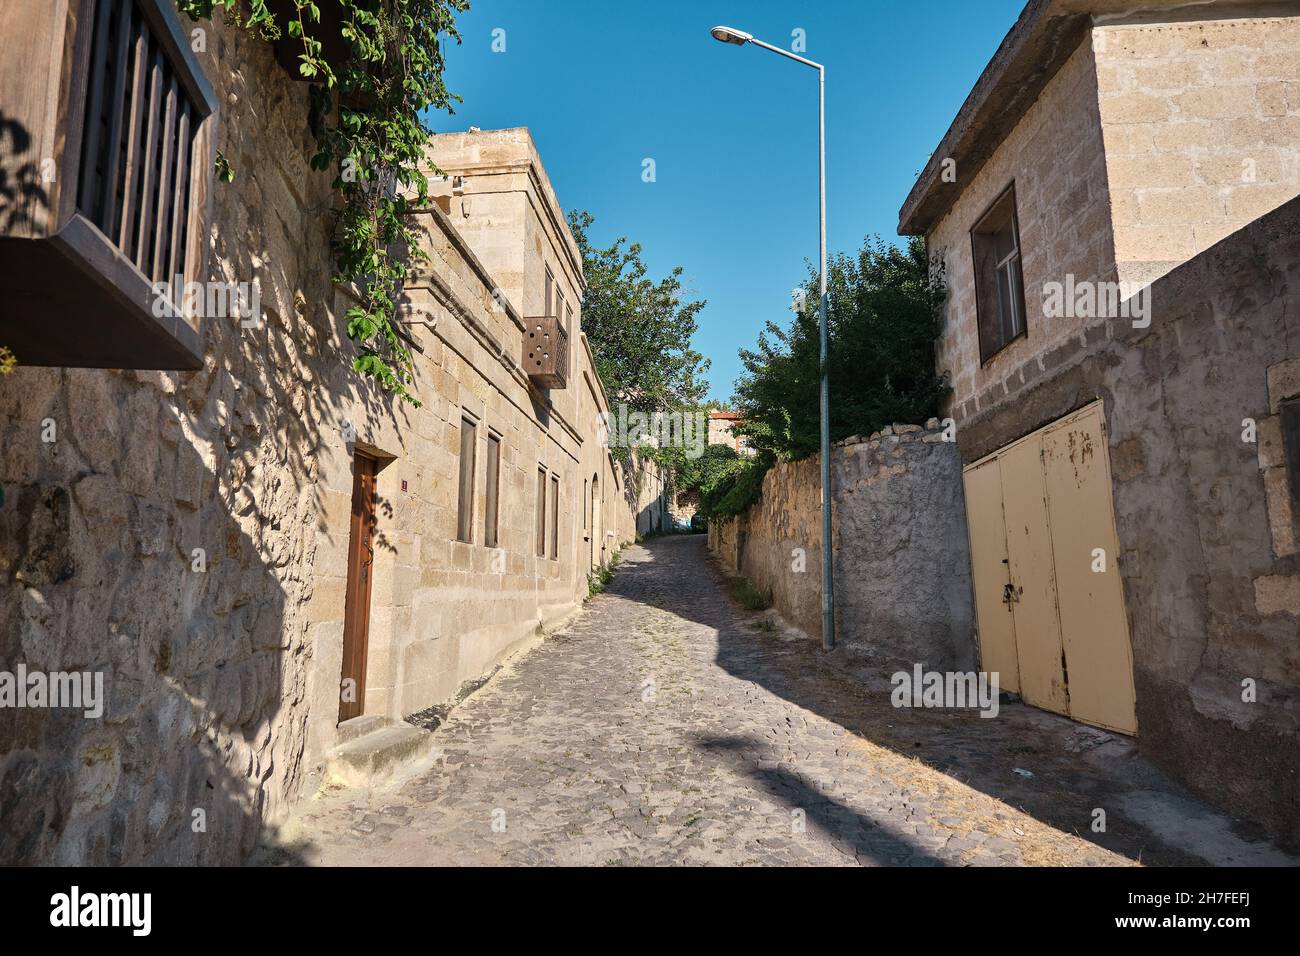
[323,716,438,790]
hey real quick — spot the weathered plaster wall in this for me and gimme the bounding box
[709,424,976,671]
[835,427,977,671]
[953,197,1300,849]
[1094,13,1300,287]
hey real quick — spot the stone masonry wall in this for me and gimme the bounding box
[0,23,638,865]
[930,38,1114,417]
[709,424,976,672]
[0,20,335,864]
[953,196,1300,849]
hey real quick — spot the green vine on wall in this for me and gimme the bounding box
[176,0,469,405]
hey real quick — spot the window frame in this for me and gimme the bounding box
[455,414,478,543]
[549,473,560,560]
[970,183,1029,366]
[535,466,548,558]
[1282,397,1300,506]
[484,430,501,548]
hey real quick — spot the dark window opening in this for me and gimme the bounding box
[1282,397,1300,505]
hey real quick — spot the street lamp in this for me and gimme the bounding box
[709,26,835,651]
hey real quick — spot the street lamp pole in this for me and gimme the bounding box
[710,26,834,650]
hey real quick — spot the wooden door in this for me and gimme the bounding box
[590,475,600,570]
[339,453,377,723]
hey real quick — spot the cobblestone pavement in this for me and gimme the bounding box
[262,536,1296,867]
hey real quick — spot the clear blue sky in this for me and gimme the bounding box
[439,0,1026,404]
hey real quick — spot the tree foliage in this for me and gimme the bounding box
[733,235,948,460]
[567,210,710,414]
[176,0,469,405]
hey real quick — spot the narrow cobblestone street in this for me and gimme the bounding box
[262,536,1296,867]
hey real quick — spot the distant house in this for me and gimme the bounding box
[900,0,1300,847]
[708,409,755,456]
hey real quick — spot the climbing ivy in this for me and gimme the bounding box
[175,0,469,405]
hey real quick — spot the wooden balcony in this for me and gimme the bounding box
[523,315,569,390]
[0,0,218,370]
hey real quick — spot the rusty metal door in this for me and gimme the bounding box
[962,401,1137,734]
[1040,404,1137,734]
[963,456,1021,695]
[340,453,377,723]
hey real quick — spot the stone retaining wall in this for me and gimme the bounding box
[709,424,976,671]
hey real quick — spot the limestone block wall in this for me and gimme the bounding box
[708,425,976,671]
[0,25,638,865]
[1094,14,1300,287]
[932,11,1300,423]
[929,39,1114,419]
[0,20,336,865]
[953,196,1300,849]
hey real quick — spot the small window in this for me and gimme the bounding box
[544,267,554,317]
[549,475,560,560]
[1283,397,1300,504]
[484,432,501,548]
[456,416,477,542]
[971,184,1027,363]
[535,466,547,557]
[583,479,588,529]
[556,290,565,326]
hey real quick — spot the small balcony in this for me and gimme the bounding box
[523,315,569,390]
[0,0,218,370]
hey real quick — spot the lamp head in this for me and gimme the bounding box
[710,25,753,45]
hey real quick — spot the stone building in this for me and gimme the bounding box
[708,409,755,456]
[0,2,653,863]
[900,0,1300,846]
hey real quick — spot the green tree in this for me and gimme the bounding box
[568,210,710,414]
[733,235,947,460]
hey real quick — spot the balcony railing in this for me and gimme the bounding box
[522,315,569,389]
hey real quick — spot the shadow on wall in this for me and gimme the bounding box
[0,47,416,859]
[0,110,49,234]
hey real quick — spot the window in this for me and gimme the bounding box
[456,416,477,542]
[544,267,554,317]
[549,475,560,560]
[484,432,501,548]
[535,467,547,557]
[971,184,1027,363]
[1283,398,1300,505]
[583,479,588,529]
[556,290,565,326]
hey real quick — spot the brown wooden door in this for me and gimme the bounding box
[339,453,377,723]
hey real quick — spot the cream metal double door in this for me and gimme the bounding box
[963,401,1137,735]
